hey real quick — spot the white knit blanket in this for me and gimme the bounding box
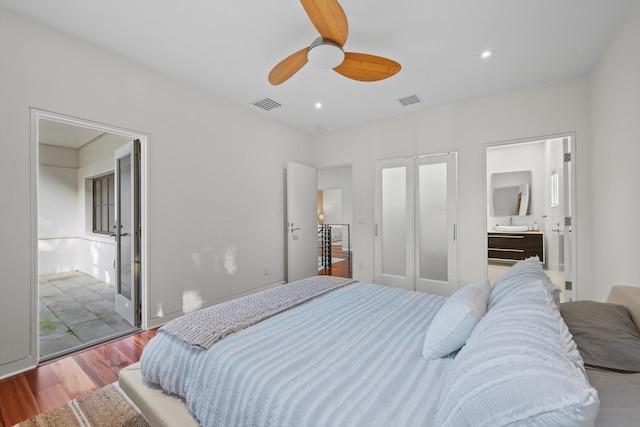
[160,276,356,349]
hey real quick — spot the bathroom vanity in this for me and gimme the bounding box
[488,231,544,263]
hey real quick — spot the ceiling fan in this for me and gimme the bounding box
[268,0,401,85]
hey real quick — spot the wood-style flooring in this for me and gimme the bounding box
[318,245,352,278]
[0,328,157,427]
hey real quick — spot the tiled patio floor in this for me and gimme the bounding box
[39,271,136,359]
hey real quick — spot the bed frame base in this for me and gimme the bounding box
[119,362,198,427]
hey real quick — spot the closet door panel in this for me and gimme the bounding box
[375,158,415,290]
[415,153,458,296]
[418,161,448,282]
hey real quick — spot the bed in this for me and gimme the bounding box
[119,259,640,426]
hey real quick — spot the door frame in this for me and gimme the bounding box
[484,132,577,301]
[31,109,149,359]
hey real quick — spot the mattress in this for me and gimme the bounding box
[140,282,450,426]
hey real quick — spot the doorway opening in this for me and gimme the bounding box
[34,110,146,361]
[317,165,353,279]
[485,134,575,301]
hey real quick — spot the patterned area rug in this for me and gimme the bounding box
[16,383,149,427]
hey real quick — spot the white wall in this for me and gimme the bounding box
[38,161,81,275]
[39,147,78,237]
[38,140,121,281]
[38,145,83,275]
[0,8,312,378]
[75,142,117,283]
[313,77,592,293]
[589,0,640,301]
[321,188,342,225]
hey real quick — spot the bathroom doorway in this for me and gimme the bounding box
[485,134,575,301]
[35,110,146,360]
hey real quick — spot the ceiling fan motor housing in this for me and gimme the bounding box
[307,37,345,68]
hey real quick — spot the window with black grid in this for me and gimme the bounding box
[93,173,115,234]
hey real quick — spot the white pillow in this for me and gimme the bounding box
[422,280,491,359]
[434,278,599,426]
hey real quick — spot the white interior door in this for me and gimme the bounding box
[415,154,458,295]
[114,140,140,326]
[375,153,459,294]
[374,158,415,290]
[286,161,318,282]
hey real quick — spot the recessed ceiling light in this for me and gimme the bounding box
[481,50,493,59]
[315,102,323,110]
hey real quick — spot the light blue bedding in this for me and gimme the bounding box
[141,282,450,427]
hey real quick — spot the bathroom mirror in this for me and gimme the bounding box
[490,171,532,216]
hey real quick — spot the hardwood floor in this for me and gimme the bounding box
[318,245,352,278]
[0,328,157,427]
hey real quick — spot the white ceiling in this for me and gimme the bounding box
[1,0,633,135]
[39,120,105,149]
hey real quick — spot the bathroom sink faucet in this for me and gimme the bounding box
[509,217,513,225]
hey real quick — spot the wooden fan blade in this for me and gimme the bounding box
[300,0,348,46]
[268,47,309,85]
[333,52,401,82]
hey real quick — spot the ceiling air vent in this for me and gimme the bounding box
[253,97,283,111]
[398,94,422,107]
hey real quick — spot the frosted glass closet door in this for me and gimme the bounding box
[415,154,458,295]
[375,153,458,294]
[375,159,415,290]
[382,167,407,276]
